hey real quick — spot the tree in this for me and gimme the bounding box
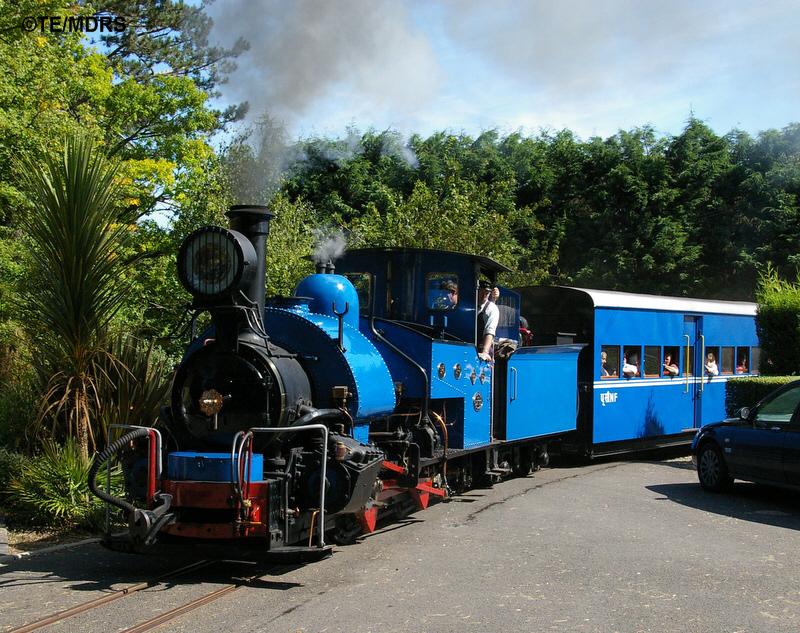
[92,0,248,120]
[16,133,135,462]
[755,269,800,376]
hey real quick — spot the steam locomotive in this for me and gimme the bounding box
[90,205,759,561]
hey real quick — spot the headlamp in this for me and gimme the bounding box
[177,227,257,298]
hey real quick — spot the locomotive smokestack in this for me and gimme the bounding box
[315,259,335,274]
[227,205,275,313]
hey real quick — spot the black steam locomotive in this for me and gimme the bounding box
[90,204,576,560]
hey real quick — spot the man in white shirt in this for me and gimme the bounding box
[477,280,499,362]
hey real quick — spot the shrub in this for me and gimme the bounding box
[755,271,800,376]
[0,448,29,506]
[0,372,40,452]
[725,376,797,417]
[7,438,123,530]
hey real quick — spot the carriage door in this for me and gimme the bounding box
[681,315,703,428]
[684,315,707,430]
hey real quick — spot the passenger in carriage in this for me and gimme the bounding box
[622,353,640,378]
[663,354,680,376]
[705,352,719,377]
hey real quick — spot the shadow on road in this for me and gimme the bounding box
[647,480,800,530]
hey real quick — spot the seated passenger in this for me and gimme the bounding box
[622,354,639,378]
[663,354,679,376]
[705,352,719,377]
[737,356,748,373]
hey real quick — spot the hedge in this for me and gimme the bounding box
[725,376,798,418]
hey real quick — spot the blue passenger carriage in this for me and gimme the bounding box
[517,287,760,456]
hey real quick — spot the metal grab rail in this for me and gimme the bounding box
[234,424,330,549]
[683,335,690,394]
[103,424,163,533]
[700,334,705,392]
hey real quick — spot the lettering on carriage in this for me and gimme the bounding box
[600,391,619,407]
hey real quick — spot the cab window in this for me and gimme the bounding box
[427,273,459,310]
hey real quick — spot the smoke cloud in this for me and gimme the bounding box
[312,227,347,266]
[208,0,800,140]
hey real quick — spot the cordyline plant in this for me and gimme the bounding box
[16,133,136,464]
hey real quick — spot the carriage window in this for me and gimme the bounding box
[719,346,734,374]
[663,346,680,377]
[644,346,661,377]
[736,347,751,374]
[601,345,619,378]
[427,273,459,310]
[751,347,761,374]
[344,272,372,313]
[623,345,641,378]
[705,346,720,376]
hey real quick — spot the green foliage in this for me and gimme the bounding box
[755,270,800,376]
[94,333,174,441]
[0,448,29,506]
[7,438,122,529]
[265,194,317,295]
[93,0,249,110]
[0,371,39,452]
[0,1,109,222]
[16,133,134,460]
[725,376,798,418]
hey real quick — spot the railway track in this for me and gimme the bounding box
[7,560,277,633]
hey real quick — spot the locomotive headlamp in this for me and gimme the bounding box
[178,227,257,298]
[199,389,225,416]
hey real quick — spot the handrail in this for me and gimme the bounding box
[241,423,330,549]
[699,334,705,392]
[510,366,518,401]
[683,335,690,394]
[104,424,163,533]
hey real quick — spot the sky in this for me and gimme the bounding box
[206,0,800,142]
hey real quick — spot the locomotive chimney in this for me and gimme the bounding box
[227,205,275,313]
[315,259,335,274]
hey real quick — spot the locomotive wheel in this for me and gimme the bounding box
[332,516,361,545]
[697,443,732,492]
[511,447,533,477]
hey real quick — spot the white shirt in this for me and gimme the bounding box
[479,299,499,337]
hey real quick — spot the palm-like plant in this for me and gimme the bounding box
[94,332,174,440]
[17,133,134,463]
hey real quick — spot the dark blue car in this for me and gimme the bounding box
[692,380,800,492]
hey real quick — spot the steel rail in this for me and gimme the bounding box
[7,560,214,633]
